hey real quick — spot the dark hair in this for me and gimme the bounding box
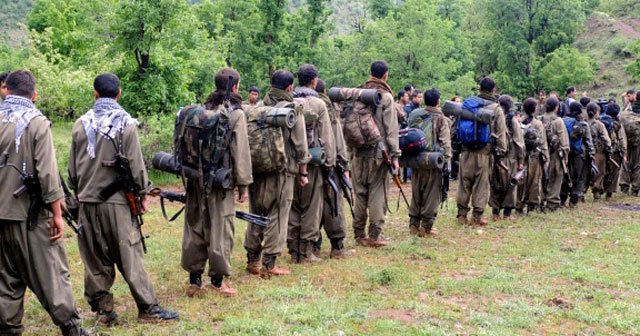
[214,67,240,90]
[370,61,389,79]
[498,95,514,112]
[626,89,635,95]
[297,64,319,87]
[637,92,640,101]
[545,97,559,112]
[0,71,10,84]
[93,73,120,99]
[248,86,260,94]
[607,102,620,118]
[397,90,406,101]
[586,102,599,118]
[6,70,36,98]
[565,86,575,96]
[451,96,460,101]
[423,88,440,107]
[271,70,294,90]
[315,79,326,94]
[579,96,590,107]
[538,90,546,96]
[404,84,413,92]
[410,90,422,99]
[523,98,538,115]
[569,102,583,117]
[479,77,496,92]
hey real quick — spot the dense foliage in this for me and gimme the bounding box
[0,0,635,119]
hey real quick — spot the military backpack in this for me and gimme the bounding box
[245,102,296,174]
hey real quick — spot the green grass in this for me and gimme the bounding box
[23,123,640,335]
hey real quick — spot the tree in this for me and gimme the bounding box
[539,46,596,93]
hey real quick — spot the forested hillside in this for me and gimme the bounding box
[0,0,638,119]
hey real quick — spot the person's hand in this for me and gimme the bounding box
[344,170,350,180]
[237,191,248,203]
[299,175,309,187]
[50,215,64,241]
[518,163,525,171]
[142,196,149,213]
[393,159,400,174]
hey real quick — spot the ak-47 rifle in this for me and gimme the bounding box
[147,188,270,227]
[3,151,80,234]
[379,142,410,209]
[321,166,340,217]
[59,174,82,235]
[98,130,148,253]
[558,149,572,188]
[441,164,450,205]
[335,155,355,218]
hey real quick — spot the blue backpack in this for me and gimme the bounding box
[599,114,615,135]
[563,117,583,154]
[457,96,491,150]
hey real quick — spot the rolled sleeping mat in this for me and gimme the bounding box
[264,107,297,129]
[442,101,495,125]
[399,152,445,170]
[328,87,382,107]
[308,146,327,166]
[152,151,199,181]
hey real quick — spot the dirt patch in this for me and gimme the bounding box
[369,309,417,324]
[546,297,573,309]
[442,268,481,281]
[613,19,640,39]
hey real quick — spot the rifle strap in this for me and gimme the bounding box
[160,196,185,223]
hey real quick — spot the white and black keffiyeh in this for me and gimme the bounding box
[0,95,43,153]
[79,98,139,159]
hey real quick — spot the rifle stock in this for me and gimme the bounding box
[379,142,410,209]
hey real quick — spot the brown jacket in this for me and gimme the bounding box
[0,116,63,221]
[589,118,612,155]
[522,116,549,162]
[294,93,336,167]
[320,93,348,163]
[541,112,570,158]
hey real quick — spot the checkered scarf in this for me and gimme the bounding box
[0,95,43,153]
[79,98,138,159]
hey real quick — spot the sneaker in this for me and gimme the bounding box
[138,304,179,323]
[330,248,355,259]
[186,284,205,298]
[368,237,389,247]
[207,282,237,297]
[97,310,119,326]
[300,252,323,263]
[246,261,261,275]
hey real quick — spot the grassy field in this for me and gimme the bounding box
[23,122,640,335]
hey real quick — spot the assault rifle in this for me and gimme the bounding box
[148,188,270,228]
[98,131,148,253]
[59,175,82,236]
[321,166,340,217]
[379,142,410,209]
[441,165,450,206]
[558,150,572,188]
[335,155,355,218]
[2,151,81,234]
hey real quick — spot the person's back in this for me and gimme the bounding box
[518,98,549,213]
[351,60,399,247]
[0,70,86,336]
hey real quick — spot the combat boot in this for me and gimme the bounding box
[186,272,206,298]
[471,217,488,226]
[457,215,468,225]
[367,236,389,247]
[329,238,354,259]
[97,310,119,326]
[409,225,420,236]
[246,261,261,275]
[138,304,179,323]
[355,237,372,247]
[301,242,323,263]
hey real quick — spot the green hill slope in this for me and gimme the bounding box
[575,12,639,98]
[0,0,34,46]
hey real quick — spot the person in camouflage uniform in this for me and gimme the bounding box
[288,64,336,263]
[407,88,451,236]
[0,70,87,336]
[620,92,640,196]
[456,77,508,226]
[586,102,612,200]
[351,61,400,247]
[244,69,311,277]
[601,103,627,199]
[314,79,354,259]
[560,102,595,207]
[517,98,549,213]
[489,95,524,221]
[181,68,253,296]
[541,97,570,211]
